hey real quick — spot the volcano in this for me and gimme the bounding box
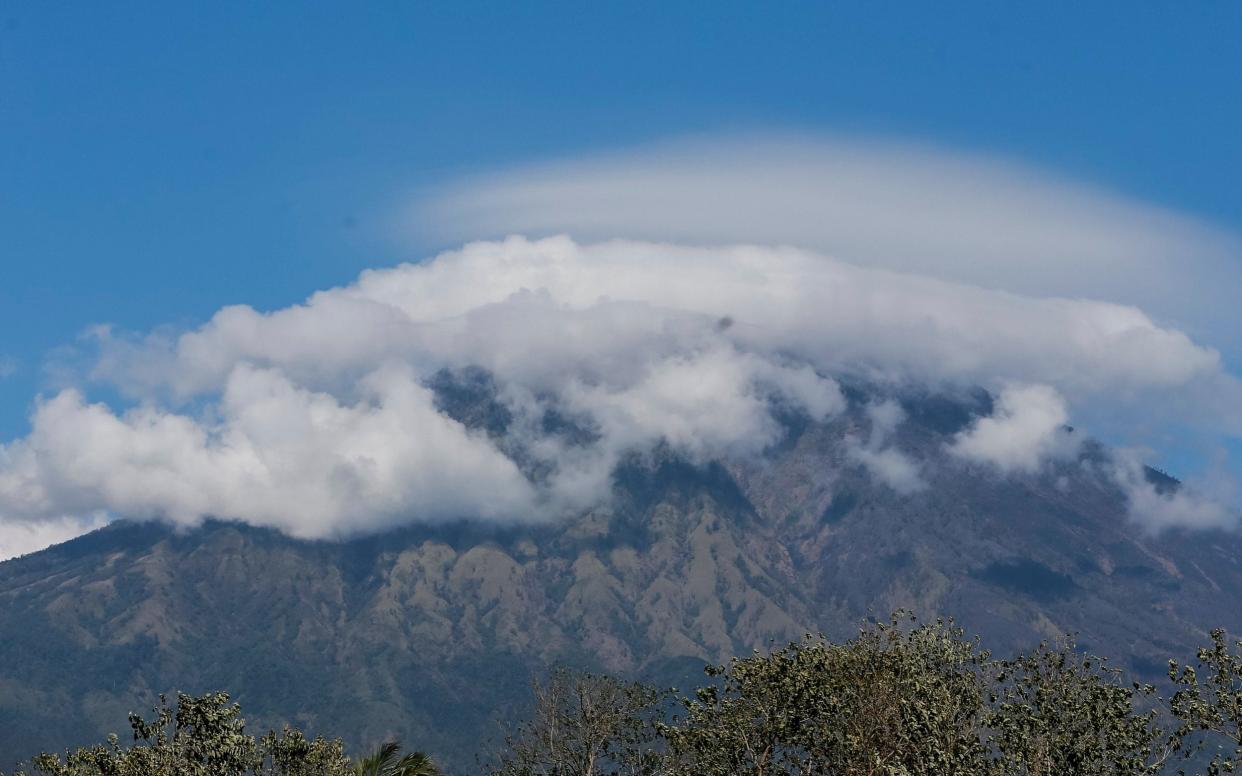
[1,374,1238,771]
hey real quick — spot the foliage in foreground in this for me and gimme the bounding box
[13,615,1242,775]
[1,692,438,776]
[349,741,441,776]
[486,615,1242,776]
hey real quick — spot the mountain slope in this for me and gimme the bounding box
[1,381,1239,771]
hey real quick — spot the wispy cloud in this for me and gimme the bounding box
[415,133,1242,352]
[846,400,925,495]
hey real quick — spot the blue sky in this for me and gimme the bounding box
[1,2,1240,481]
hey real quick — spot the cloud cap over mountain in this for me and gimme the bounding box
[1,224,1240,558]
[3,136,1242,558]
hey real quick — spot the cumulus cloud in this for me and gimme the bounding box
[0,367,539,539]
[949,384,1080,474]
[2,234,1239,547]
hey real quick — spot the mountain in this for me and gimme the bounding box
[2,374,1240,772]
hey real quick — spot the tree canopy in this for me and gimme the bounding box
[2,692,433,776]
[14,615,1242,775]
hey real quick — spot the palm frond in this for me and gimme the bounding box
[351,741,441,776]
[395,750,441,776]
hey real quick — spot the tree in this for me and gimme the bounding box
[487,667,669,776]
[5,692,352,776]
[350,741,440,776]
[262,729,354,776]
[986,640,1181,775]
[18,619,1242,776]
[660,614,993,775]
[1169,628,1242,775]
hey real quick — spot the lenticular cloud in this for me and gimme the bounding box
[1,235,1240,554]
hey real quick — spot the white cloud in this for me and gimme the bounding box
[949,384,1080,474]
[0,356,17,379]
[570,349,811,461]
[90,238,1232,408]
[846,401,925,494]
[7,128,1242,553]
[1111,452,1240,533]
[3,235,1239,549]
[0,513,108,563]
[541,347,846,509]
[850,446,925,495]
[0,366,540,539]
[415,134,1242,352]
